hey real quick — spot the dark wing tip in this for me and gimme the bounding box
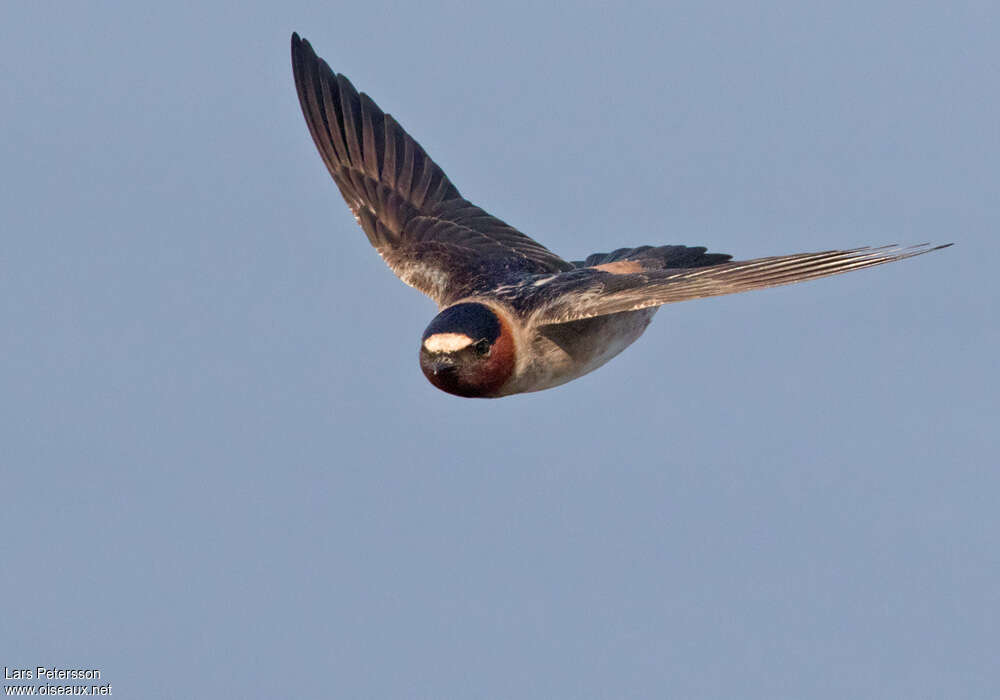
[877,241,953,258]
[291,33,325,79]
[290,33,312,88]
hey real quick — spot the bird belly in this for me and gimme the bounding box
[503,308,657,395]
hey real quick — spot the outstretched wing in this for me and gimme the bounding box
[529,244,951,324]
[291,33,573,307]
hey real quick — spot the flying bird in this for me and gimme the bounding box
[290,33,949,398]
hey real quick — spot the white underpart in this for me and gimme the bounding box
[423,333,474,353]
[500,307,658,396]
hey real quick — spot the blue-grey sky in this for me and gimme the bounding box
[2,2,997,698]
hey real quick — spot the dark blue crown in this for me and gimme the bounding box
[422,303,500,344]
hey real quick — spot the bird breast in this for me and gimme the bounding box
[501,308,657,395]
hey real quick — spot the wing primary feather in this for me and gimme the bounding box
[293,38,340,181]
[396,125,416,199]
[359,93,384,181]
[336,75,365,173]
[410,145,435,209]
[537,243,951,324]
[381,115,399,189]
[317,63,351,170]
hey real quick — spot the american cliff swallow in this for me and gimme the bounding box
[291,33,950,398]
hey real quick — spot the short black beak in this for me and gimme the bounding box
[429,358,456,376]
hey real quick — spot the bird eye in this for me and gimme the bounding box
[474,339,491,356]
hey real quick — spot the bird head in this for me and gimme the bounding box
[419,302,516,398]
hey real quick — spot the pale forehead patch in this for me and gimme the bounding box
[423,333,474,353]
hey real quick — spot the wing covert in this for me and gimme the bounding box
[572,245,732,270]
